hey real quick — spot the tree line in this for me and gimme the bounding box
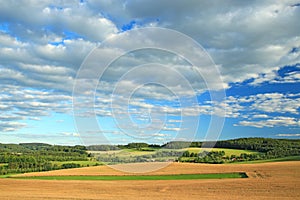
[0,143,88,175]
[177,138,300,163]
[1,138,299,174]
[178,150,264,164]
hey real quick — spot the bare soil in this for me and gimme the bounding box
[1,161,299,199]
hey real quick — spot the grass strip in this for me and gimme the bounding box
[230,156,300,164]
[11,172,247,181]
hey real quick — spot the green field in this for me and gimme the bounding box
[11,172,247,181]
[96,147,259,156]
[90,149,156,156]
[91,147,260,163]
[231,156,300,164]
[183,148,258,156]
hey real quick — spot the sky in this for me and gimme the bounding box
[0,0,299,145]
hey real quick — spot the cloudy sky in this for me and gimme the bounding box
[0,0,299,145]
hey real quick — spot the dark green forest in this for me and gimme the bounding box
[173,138,300,163]
[0,143,88,175]
[1,137,299,175]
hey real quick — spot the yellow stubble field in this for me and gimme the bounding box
[1,161,299,199]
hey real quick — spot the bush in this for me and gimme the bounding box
[61,163,81,169]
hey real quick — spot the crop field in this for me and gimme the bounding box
[91,147,258,156]
[1,161,299,199]
[11,172,247,181]
[184,147,257,156]
[90,147,260,164]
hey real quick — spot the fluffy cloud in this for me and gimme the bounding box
[87,0,300,84]
[276,133,300,137]
[250,93,300,114]
[250,64,300,85]
[225,92,300,128]
[237,116,300,128]
[0,1,118,43]
[0,121,27,132]
[0,1,299,137]
[0,85,72,131]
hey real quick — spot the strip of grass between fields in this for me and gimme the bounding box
[229,156,300,164]
[10,172,248,181]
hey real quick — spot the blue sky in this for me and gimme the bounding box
[0,1,299,145]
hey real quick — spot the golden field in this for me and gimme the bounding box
[1,161,299,199]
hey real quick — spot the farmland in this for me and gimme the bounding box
[1,161,299,199]
[1,138,299,175]
[91,147,257,157]
[89,147,260,164]
[90,138,300,164]
[184,147,256,156]
[11,172,247,180]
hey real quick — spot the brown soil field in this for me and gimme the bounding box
[1,161,299,199]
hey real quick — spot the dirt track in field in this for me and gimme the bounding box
[1,161,299,199]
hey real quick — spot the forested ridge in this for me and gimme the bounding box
[176,138,300,163]
[0,143,88,175]
[0,138,299,174]
[92,138,300,164]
